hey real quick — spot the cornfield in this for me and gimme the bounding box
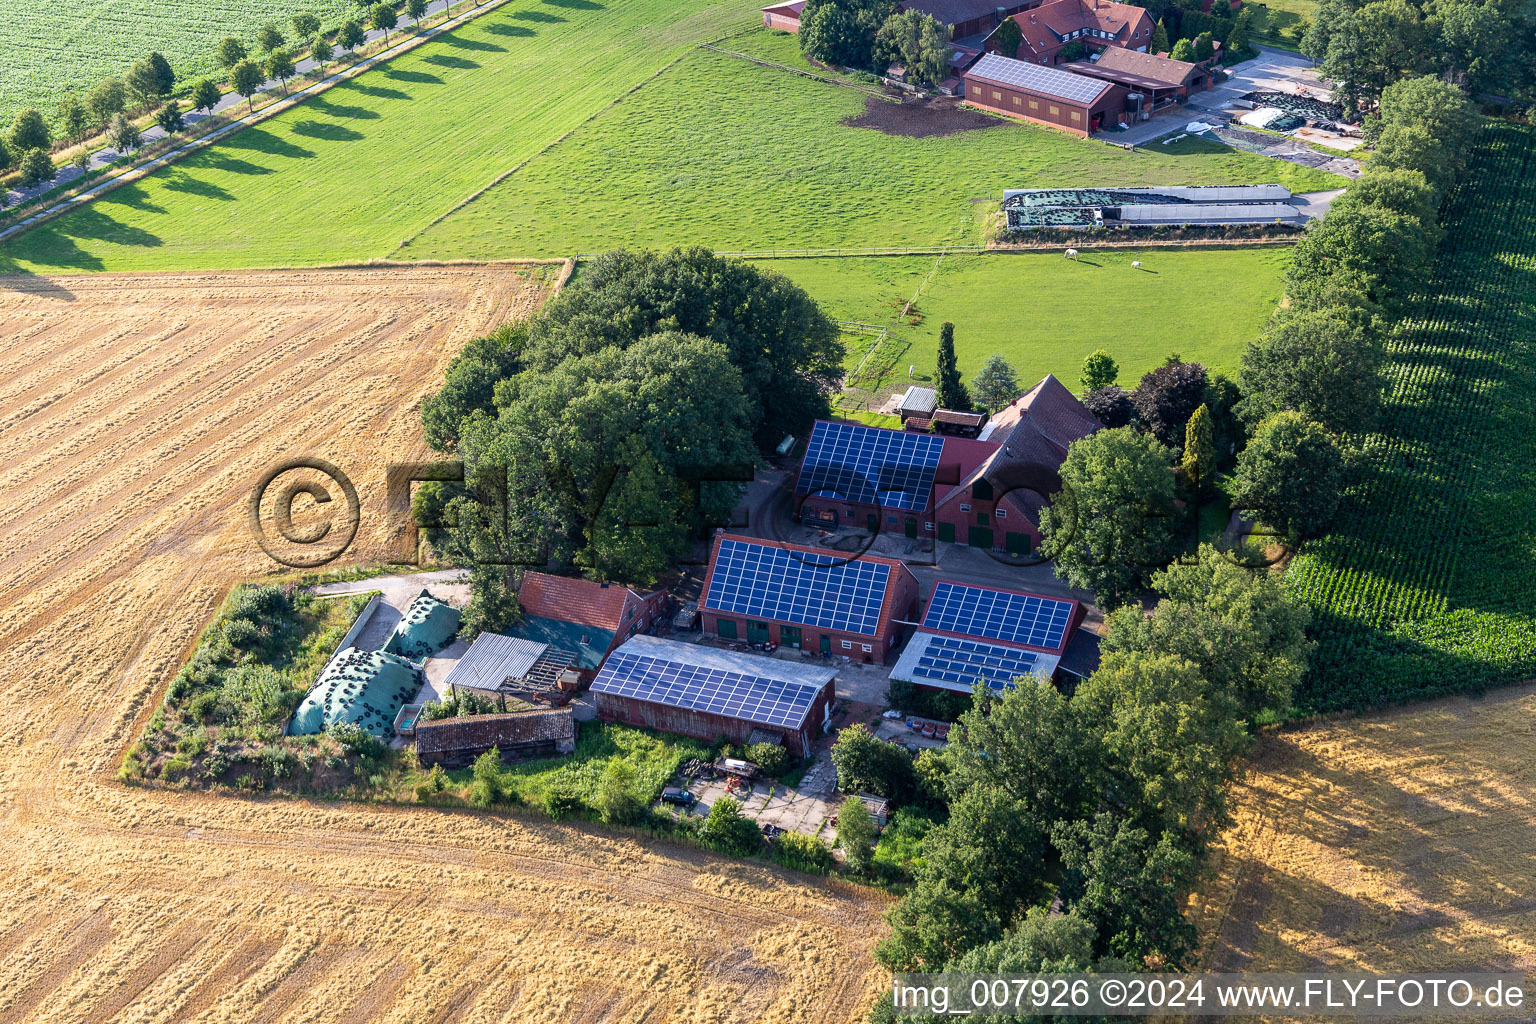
[1286,122,1536,711]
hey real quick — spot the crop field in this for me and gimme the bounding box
[0,264,887,1023]
[1,0,755,274]
[1283,122,1536,712]
[0,0,357,126]
[762,248,1288,413]
[5,19,1341,274]
[401,43,1345,259]
[1190,684,1536,1002]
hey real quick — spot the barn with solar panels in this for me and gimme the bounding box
[890,580,1086,695]
[963,53,1128,136]
[591,635,837,756]
[699,533,919,664]
[795,419,999,542]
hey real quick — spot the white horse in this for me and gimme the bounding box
[1132,260,1142,269]
[1065,248,1078,260]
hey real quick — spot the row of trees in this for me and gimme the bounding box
[1304,0,1535,118]
[858,546,1309,996]
[798,0,953,86]
[417,248,844,631]
[3,2,438,197]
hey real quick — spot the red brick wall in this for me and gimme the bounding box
[764,11,800,31]
[964,76,1127,135]
[596,680,833,757]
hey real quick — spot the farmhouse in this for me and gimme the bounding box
[938,374,1102,552]
[963,53,1127,135]
[1064,46,1211,106]
[290,647,423,737]
[889,580,1086,693]
[986,0,1156,66]
[441,631,581,700]
[699,533,919,663]
[765,0,1041,40]
[592,635,837,757]
[413,709,577,768]
[798,379,1097,552]
[506,571,667,681]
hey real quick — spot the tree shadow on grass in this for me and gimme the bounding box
[290,119,365,142]
[163,171,236,201]
[201,153,276,175]
[486,22,535,36]
[222,126,315,160]
[444,34,507,51]
[423,53,479,68]
[98,182,167,215]
[0,254,79,296]
[348,82,412,100]
[384,67,443,84]
[308,96,380,119]
[512,8,565,21]
[544,0,603,8]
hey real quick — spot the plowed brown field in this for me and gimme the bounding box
[1190,685,1536,1020]
[0,266,890,1024]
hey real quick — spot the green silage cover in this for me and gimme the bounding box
[290,647,422,737]
[384,589,462,661]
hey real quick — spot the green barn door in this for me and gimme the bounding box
[718,619,738,640]
[905,518,917,538]
[1005,531,1031,555]
[867,512,879,532]
[968,526,994,548]
[747,621,771,644]
[937,522,955,543]
[819,635,831,654]
[781,626,802,648]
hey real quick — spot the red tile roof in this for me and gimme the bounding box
[518,572,644,631]
[1006,0,1156,63]
[1079,46,1201,87]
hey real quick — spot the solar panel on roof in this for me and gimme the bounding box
[795,421,944,512]
[705,538,891,636]
[912,634,1041,691]
[591,650,819,729]
[967,53,1109,106]
[922,582,1073,650]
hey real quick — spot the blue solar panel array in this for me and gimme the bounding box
[923,582,1073,649]
[913,634,1042,691]
[795,421,944,511]
[592,650,818,728]
[706,538,891,636]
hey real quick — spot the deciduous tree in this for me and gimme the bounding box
[1237,305,1382,433]
[230,59,265,113]
[372,3,399,43]
[216,36,248,70]
[1080,348,1118,393]
[993,15,1023,58]
[6,108,50,155]
[265,49,296,95]
[1082,385,1135,429]
[291,11,321,40]
[1131,359,1207,446]
[15,147,55,188]
[1231,411,1345,541]
[257,23,285,52]
[1040,427,1182,609]
[155,100,184,134]
[836,794,878,872]
[57,93,89,143]
[338,20,366,54]
[310,36,334,70]
[105,111,140,152]
[87,78,127,127]
[190,78,221,115]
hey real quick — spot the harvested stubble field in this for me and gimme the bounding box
[0,265,888,1024]
[1189,685,1536,1020]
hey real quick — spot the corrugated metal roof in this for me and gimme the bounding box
[966,54,1111,105]
[442,633,548,693]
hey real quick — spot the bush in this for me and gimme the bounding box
[222,617,264,649]
[830,723,916,802]
[544,785,586,821]
[328,722,386,760]
[176,730,209,758]
[697,797,761,855]
[594,760,645,824]
[772,830,834,873]
[744,741,790,777]
[835,795,878,873]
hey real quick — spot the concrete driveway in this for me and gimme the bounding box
[1190,45,1330,114]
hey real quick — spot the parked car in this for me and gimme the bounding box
[660,787,696,807]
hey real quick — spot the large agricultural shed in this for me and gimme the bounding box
[441,632,580,700]
[890,581,1085,693]
[963,53,1127,136]
[505,571,666,681]
[699,533,919,664]
[1001,184,1307,229]
[413,709,577,768]
[592,635,837,757]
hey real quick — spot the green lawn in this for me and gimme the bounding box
[761,247,1289,412]
[4,0,755,273]
[404,43,1344,259]
[1246,0,1317,50]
